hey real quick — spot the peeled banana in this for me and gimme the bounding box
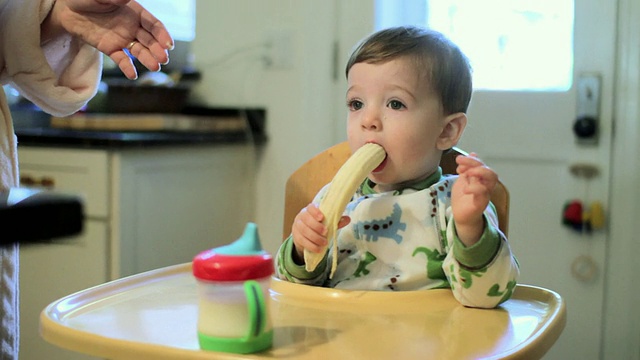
[304,143,386,277]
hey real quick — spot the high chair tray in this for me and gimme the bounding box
[41,263,565,360]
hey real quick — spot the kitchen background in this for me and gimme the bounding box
[9,1,640,359]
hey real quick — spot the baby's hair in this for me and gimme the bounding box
[345,26,472,115]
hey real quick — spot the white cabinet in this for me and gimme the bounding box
[109,145,256,278]
[17,144,256,360]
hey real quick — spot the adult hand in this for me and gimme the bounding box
[46,0,174,79]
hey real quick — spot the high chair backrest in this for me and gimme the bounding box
[283,142,509,240]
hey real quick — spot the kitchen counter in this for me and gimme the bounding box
[16,127,253,148]
[13,106,267,149]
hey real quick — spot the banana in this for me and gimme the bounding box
[304,143,386,277]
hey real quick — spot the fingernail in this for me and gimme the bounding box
[166,41,175,50]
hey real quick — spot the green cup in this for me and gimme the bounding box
[193,223,274,354]
[196,279,272,354]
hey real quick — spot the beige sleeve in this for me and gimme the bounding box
[0,0,102,117]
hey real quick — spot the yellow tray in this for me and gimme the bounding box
[41,263,565,360]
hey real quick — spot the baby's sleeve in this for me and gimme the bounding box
[443,206,520,308]
[275,235,330,286]
[275,184,332,286]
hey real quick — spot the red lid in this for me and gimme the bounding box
[192,250,274,282]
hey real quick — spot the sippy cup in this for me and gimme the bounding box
[192,222,274,354]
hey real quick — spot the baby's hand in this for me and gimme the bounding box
[291,203,350,264]
[452,153,498,245]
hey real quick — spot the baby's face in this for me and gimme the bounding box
[345,57,450,192]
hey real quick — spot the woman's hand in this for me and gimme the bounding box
[44,0,174,79]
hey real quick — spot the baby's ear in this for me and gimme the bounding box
[437,112,467,150]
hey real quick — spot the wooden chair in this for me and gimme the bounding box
[283,141,510,239]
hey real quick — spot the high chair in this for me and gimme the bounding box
[39,142,565,360]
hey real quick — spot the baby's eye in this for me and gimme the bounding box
[388,100,405,110]
[347,100,364,111]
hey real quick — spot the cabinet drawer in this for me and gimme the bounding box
[18,147,109,218]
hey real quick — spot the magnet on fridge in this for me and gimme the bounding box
[562,200,584,231]
[589,201,605,230]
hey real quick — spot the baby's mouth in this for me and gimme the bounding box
[372,153,387,173]
[363,142,387,173]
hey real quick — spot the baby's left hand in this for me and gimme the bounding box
[451,153,498,245]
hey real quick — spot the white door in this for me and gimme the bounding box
[455,3,615,360]
[335,1,617,359]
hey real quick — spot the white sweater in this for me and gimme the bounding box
[0,0,101,358]
[277,172,520,309]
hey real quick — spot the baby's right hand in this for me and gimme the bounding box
[291,203,349,264]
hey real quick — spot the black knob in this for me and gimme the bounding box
[573,116,598,138]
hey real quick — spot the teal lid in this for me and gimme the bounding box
[215,222,266,255]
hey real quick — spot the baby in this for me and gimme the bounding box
[276,26,519,309]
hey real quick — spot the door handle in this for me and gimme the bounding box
[573,116,598,139]
[574,74,601,145]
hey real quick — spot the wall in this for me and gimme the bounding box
[192,0,375,253]
[192,1,337,253]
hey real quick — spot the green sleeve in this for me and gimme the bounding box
[452,214,501,269]
[280,235,328,280]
